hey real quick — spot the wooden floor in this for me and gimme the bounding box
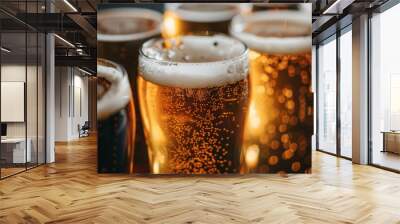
[1,136,400,224]
[372,150,400,171]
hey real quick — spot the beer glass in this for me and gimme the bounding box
[230,8,313,173]
[138,34,249,174]
[97,8,162,172]
[162,3,241,38]
[97,59,136,173]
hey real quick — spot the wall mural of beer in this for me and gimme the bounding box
[97,3,313,174]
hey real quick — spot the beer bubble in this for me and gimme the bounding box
[281,134,290,143]
[286,100,295,110]
[278,124,287,133]
[282,149,294,160]
[268,155,278,166]
[291,162,301,172]
[270,140,280,150]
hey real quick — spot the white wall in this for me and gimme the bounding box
[54,67,89,141]
[1,63,46,164]
[1,65,38,138]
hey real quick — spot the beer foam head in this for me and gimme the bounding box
[171,3,240,22]
[139,34,248,88]
[97,58,132,120]
[98,8,162,42]
[230,10,311,54]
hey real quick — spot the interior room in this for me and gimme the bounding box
[0,5,46,178]
[0,0,400,223]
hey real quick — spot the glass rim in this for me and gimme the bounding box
[169,3,240,22]
[97,8,162,42]
[97,58,132,120]
[138,33,248,66]
[138,34,249,89]
[230,10,311,54]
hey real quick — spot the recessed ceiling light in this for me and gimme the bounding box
[78,67,93,76]
[1,47,11,53]
[54,34,75,48]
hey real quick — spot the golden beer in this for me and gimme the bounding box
[138,34,249,174]
[231,9,313,173]
[162,3,241,38]
[97,59,136,173]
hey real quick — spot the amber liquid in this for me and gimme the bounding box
[241,51,313,173]
[137,75,249,174]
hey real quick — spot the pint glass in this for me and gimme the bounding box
[138,34,249,174]
[97,59,136,173]
[162,3,241,38]
[97,8,162,172]
[231,8,313,173]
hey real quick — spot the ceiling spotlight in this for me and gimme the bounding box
[1,47,11,53]
[63,0,78,12]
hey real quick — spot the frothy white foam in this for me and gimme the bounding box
[97,8,162,42]
[97,59,132,120]
[230,10,311,54]
[139,35,248,89]
[171,3,240,22]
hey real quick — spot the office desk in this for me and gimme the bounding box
[382,131,400,154]
[1,138,31,163]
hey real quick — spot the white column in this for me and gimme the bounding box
[46,33,55,163]
[352,14,369,164]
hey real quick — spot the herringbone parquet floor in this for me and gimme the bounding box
[1,135,400,224]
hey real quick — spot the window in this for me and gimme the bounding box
[371,3,400,171]
[317,36,337,154]
[339,28,352,158]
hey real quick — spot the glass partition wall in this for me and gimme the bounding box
[370,3,400,172]
[0,2,46,179]
[316,26,353,159]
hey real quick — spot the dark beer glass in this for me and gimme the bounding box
[97,59,136,173]
[97,8,162,172]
